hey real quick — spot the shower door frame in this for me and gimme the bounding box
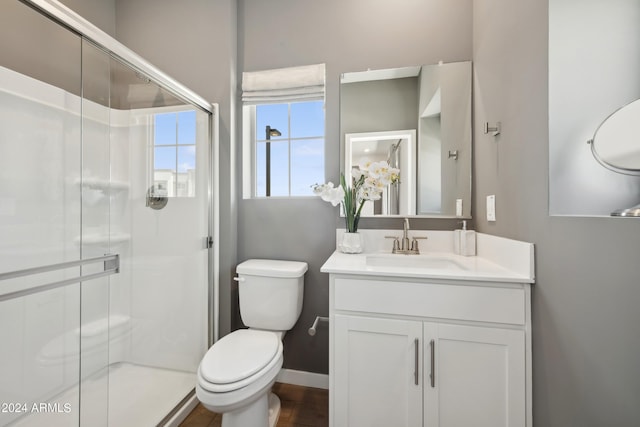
[19,0,220,422]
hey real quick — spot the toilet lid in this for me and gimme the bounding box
[200,329,280,385]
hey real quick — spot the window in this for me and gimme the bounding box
[248,100,325,197]
[241,63,326,198]
[152,110,197,197]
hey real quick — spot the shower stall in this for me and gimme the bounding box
[0,1,217,426]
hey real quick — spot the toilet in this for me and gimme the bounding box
[196,259,307,427]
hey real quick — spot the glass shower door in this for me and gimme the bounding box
[0,2,86,426]
[1,2,212,426]
[101,51,210,426]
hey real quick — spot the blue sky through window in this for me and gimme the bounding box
[255,100,324,197]
[153,110,197,196]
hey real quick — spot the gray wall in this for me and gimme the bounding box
[59,0,116,36]
[473,0,640,425]
[341,77,419,136]
[237,0,473,374]
[1,1,81,96]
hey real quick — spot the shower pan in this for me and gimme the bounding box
[0,1,217,426]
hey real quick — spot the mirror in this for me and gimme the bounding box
[548,0,640,217]
[340,61,472,218]
[589,98,640,174]
[588,98,640,216]
[346,129,416,215]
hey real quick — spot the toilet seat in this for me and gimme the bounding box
[198,329,282,393]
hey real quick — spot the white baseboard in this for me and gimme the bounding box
[276,368,329,390]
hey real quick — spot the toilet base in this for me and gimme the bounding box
[268,393,281,427]
[221,392,280,427]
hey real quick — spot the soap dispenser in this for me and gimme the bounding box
[460,220,476,256]
[453,223,462,255]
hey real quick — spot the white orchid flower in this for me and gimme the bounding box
[312,160,399,233]
[367,161,390,179]
[313,182,344,206]
[359,161,373,172]
[364,176,386,191]
[359,186,382,201]
[387,166,400,183]
[351,167,365,181]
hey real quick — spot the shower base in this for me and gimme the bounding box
[11,363,195,427]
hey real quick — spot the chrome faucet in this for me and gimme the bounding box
[402,218,411,253]
[385,218,428,254]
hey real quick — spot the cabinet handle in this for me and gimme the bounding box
[430,339,435,388]
[414,338,419,385]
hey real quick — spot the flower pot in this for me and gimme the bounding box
[339,232,363,254]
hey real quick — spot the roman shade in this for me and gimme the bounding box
[241,63,325,104]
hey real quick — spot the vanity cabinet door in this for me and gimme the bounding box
[334,314,423,427]
[423,323,526,427]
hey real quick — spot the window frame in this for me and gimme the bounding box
[243,100,325,199]
[148,106,198,198]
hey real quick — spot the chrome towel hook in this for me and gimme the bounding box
[484,121,501,136]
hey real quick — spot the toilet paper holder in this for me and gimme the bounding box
[308,316,329,336]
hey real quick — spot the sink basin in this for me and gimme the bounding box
[365,254,467,270]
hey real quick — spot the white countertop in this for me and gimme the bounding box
[320,229,535,284]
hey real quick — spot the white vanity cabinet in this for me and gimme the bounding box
[329,275,532,427]
[334,314,423,427]
[423,322,525,427]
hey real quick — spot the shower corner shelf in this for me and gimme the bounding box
[75,232,131,246]
[79,178,130,192]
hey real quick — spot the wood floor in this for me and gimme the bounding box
[179,383,329,427]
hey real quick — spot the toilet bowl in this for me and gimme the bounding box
[196,259,307,427]
[196,329,283,426]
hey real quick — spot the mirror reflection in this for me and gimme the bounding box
[340,61,472,218]
[346,130,416,215]
[588,98,640,216]
[589,98,640,174]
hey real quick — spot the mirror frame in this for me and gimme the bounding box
[345,129,417,216]
[589,98,640,176]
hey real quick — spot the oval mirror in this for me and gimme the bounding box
[590,98,640,175]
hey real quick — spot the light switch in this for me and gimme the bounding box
[456,199,463,217]
[486,195,496,221]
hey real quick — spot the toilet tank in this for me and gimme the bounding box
[236,259,307,331]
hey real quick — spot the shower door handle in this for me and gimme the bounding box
[0,254,120,302]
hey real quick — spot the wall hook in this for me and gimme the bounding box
[484,122,501,136]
